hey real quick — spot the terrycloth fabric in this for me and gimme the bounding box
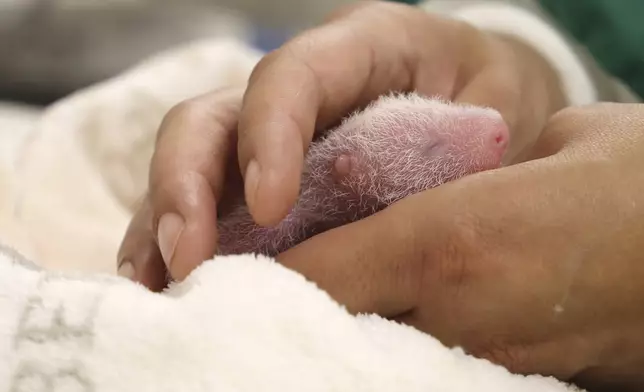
[0,244,583,392]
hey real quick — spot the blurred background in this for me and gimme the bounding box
[0,0,367,106]
[0,0,641,107]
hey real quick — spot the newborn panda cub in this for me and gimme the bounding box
[216,92,509,256]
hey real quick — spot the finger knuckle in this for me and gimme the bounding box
[542,103,631,158]
[284,34,319,61]
[546,106,586,130]
[546,103,616,134]
[432,210,483,290]
[157,100,200,142]
[167,98,207,125]
[535,106,592,156]
[437,236,469,290]
[248,50,279,84]
[248,40,318,92]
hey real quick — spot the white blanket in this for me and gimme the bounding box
[0,36,583,391]
[0,244,581,392]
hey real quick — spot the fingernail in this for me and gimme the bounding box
[245,159,261,210]
[157,213,185,269]
[117,260,135,280]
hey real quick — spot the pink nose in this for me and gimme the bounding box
[489,123,510,157]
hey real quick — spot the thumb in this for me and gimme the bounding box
[275,200,424,316]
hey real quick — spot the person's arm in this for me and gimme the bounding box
[418,0,641,105]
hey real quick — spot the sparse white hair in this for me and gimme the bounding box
[217,92,506,256]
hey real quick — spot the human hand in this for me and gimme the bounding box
[117,1,566,286]
[276,103,644,391]
[117,87,246,290]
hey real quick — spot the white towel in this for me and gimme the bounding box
[0,244,582,392]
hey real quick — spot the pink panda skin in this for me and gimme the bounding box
[216,92,509,257]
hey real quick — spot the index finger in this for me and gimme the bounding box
[237,2,463,227]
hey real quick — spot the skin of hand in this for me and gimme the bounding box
[117,0,566,287]
[275,103,644,392]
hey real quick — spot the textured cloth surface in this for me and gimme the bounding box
[0,245,583,392]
